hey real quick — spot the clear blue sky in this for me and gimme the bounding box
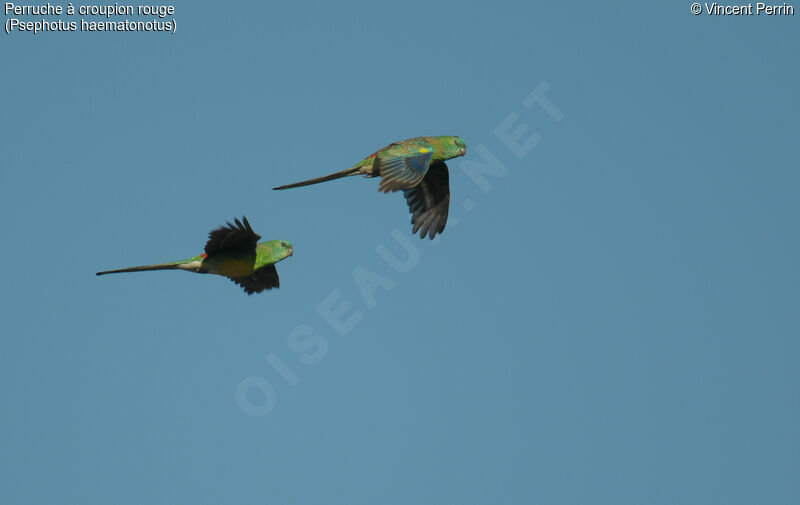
[1,2,798,504]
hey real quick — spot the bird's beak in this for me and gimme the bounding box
[288,246,294,257]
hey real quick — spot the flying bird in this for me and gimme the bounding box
[273,136,467,239]
[96,217,293,294]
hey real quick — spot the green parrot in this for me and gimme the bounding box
[273,136,467,239]
[96,217,293,294]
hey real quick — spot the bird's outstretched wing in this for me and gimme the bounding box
[230,265,280,294]
[205,217,261,255]
[403,161,450,239]
[377,141,435,193]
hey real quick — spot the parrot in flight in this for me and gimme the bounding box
[96,217,293,294]
[273,136,467,239]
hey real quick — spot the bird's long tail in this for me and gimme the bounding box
[273,167,361,190]
[96,261,184,276]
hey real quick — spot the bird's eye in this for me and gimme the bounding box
[280,242,288,248]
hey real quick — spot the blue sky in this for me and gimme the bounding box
[1,2,798,504]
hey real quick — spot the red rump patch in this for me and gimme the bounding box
[201,253,208,259]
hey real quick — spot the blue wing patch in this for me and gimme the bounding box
[377,149,434,193]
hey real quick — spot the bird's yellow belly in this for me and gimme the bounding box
[203,254,256,278]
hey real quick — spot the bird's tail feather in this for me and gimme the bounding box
[96,262,184,276]
[273,167,360,190]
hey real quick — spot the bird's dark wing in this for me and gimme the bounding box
[230,265,280,295]
[402,160,450,239]
[376,143,435,193]
[205,217,261,255]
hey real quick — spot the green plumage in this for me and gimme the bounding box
[96,217,293,295]
[274,136,467,239]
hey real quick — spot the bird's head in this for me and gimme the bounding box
[435,136,467,160]
[261,240,294,262]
